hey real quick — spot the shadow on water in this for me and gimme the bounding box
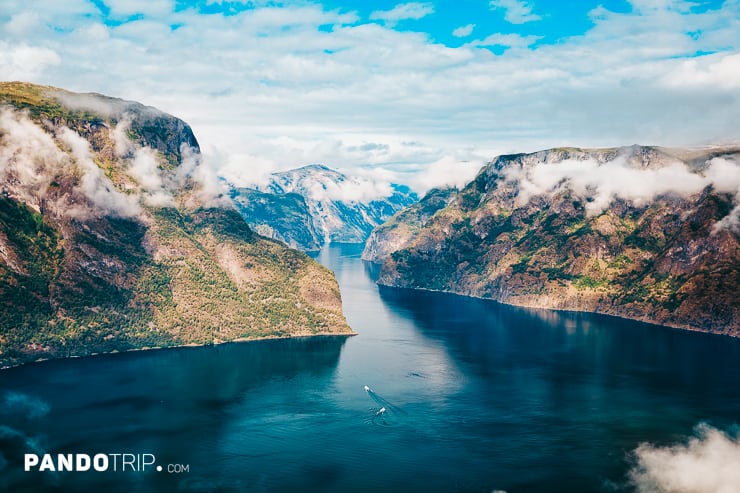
[362,261,382,282]
[377,285,740,395]
[377,284,740,492]
[0,336,348,493]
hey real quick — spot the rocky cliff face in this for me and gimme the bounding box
[377,145,740,335]
[231,164,418,251]
[0,82,351,367]
[231,188,324,251]
[362,187,457,263]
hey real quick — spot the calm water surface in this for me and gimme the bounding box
[1,243,739,492]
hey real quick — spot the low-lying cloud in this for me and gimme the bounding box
[411,156,482,192]
[504,155,740,225]
[1,106,141,218]
[129,146,175,207]
[0,107,64,209]
[178,143,229,207]
[58,127,142,218]
[1,106,229,220]
[630,423,740,493]
[266,166,396,203]
[53,91,127,120]
[314,176,393,203]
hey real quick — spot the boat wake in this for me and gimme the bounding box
[364,385,407,427]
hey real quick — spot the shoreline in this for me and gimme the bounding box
[376,281,738,339]
[0,331,357,371]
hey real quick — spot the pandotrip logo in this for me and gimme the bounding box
[24,453,190,474]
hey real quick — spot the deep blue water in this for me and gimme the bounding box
[1,243,739,492]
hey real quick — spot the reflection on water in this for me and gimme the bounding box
[378,284,740,396]
[375,277,740,492]
[1,242,739,493]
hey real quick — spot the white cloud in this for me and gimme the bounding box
[0,42,60,81]
[308,175,394,203]
[409,156,482,192]
[0,107,64,209]
[628,0,696,14]
[630,424,740,493]
[1,0,739,192]
[489,0,541,24]
[369,2,435,25]
[128,146,176,207]
[452,24,475,38]
[503,153,740,217]
[4,12,40,35]
[53,92,127,119]
[714,201,740,234]
[0,101,229,217]
[58,128,142,218]
[103,0,175,18]
[706,157,740,233]
[476,33,542,49]
[661,53,740,90]
[0,106,142,219]
[704,158,740,194]
[112,119,133,157]
[255,164,396,203]
[180,144,230,207]
[129,147,163,190]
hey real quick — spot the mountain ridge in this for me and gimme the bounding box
[231,164,418,251]
[0,81,352,367]
[375,144,740,335]
[362,186,458,263]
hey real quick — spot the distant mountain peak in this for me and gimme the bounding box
[232,166,418,251]
[299,163,333,172]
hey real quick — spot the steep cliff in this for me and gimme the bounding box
[362,187,457,263]
[0,82,351,367]
[231,188,323,251]
[377,146,740,335]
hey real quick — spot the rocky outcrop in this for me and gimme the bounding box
[377,145,740,335]
[231,164,418,251]
[0,82,352,367]
[231,188,323,251]
[362,187,457,263]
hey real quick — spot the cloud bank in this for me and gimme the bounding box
[630,424,740,493]
[1,106,224,219]
[264,166,395,203]
[0,0,739,190]
[0,107,65,209]
[504,155,740,222]
[58,127,143,217]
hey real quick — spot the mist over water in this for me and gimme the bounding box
[1,243,739,492]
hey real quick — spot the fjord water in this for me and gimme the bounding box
[2,243,739,492]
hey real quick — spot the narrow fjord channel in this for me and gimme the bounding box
[1,243,739,492]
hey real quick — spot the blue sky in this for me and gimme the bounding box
[1,0,739,189]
